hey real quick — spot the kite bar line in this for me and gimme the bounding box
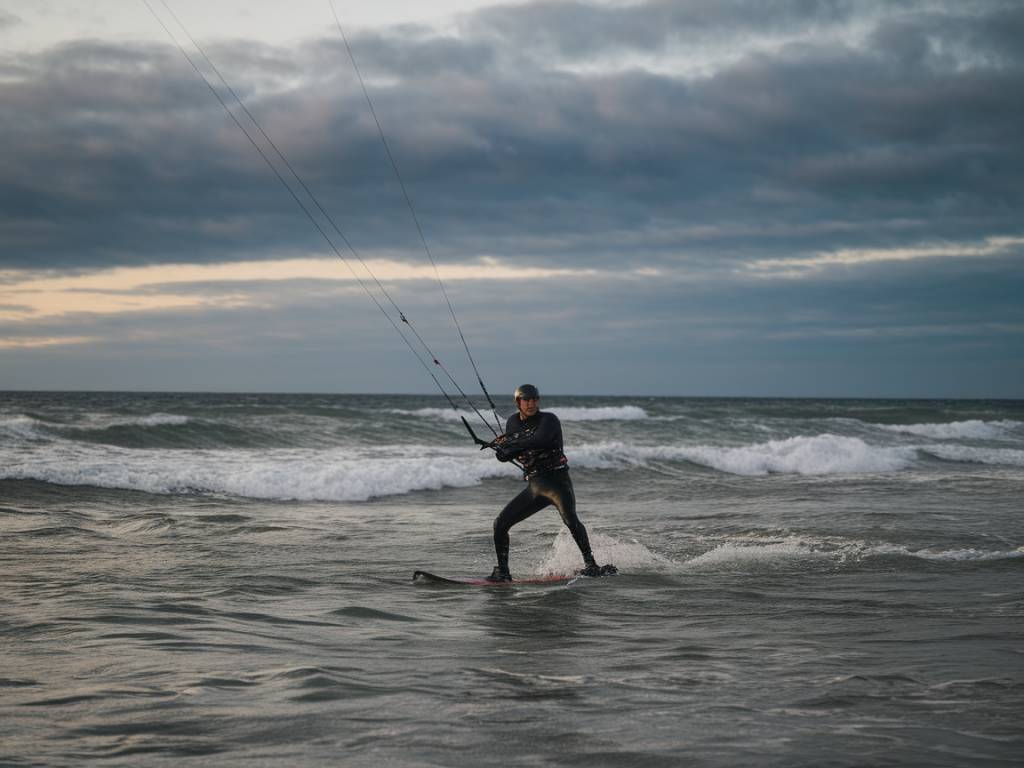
[327,0,505,433]
[143,0,501,436]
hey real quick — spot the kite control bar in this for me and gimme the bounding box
[461,416,524,472]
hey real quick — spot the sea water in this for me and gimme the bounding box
[2,392,1022,766]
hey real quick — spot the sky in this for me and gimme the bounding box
[1,0,1022,397]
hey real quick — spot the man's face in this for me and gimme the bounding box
[517,396,539,418]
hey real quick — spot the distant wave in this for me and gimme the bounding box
[392,405,649,422]
[548,406,649,421]
[571,435,915,476]
[0,413,191,441]
[874,419,1021,440]
[99,413,191,428]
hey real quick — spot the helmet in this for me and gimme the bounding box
[514,384,539,402]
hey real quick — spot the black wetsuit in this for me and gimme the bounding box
[493,411,595,573]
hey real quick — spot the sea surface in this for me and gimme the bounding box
[2,392,1023,766]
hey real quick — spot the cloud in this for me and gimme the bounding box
[0,10,20,31]
[0,0,1021,278]
[745,235,1024,278]
[0,335,96,350]
[0,255,606,325]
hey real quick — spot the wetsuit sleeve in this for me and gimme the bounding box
[501,413,561,453]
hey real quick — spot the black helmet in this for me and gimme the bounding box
[514,384,539,402]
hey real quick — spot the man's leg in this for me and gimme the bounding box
[538,474,596,567]
[492,485,550,577]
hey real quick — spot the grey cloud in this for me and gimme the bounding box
[0,0,1021,276]
[0,10,19,31]
[464,0,862,61]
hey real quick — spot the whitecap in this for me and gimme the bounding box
[875,419,1021,440]
[0,415,53,441]
[684,541,827,567]
[867,543,1024,562]
[69,413,192,430]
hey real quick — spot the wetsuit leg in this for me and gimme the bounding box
[493,485,551,572]
[534,473,596,565]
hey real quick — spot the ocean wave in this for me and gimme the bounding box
[0,445,519,502]
[874,419,1021,440]
[918,444,1024,467]
[868,543,1024,562]
[5,431,1020,501]
[571,435,915,476]
[392,405,649,422]
[680,535,1024,569]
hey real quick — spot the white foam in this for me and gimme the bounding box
[684,541,827,567]
[503,527,1023,577]
[114,413,191,428]
[392,405,649,422]
[570,435,915,476]
[683,536,1024,569]
[0,415,50,441]
[533,530,675,576]
[920,444,1024,467]
[867,543,1024,562]
[0,444,520,501]
[876,420,1021,440]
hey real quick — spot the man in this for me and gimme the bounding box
[485,384,616,582]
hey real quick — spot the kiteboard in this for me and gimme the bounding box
[413,570,578,586]
[413,566,616,586]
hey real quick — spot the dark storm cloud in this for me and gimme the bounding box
[1,0,1022,272]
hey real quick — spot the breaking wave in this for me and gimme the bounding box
[8,430,1023,500]
[0,445,520,502]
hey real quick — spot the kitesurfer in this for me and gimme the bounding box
[485,384,617,582]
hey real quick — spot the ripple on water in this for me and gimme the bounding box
[329,606,422,622]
